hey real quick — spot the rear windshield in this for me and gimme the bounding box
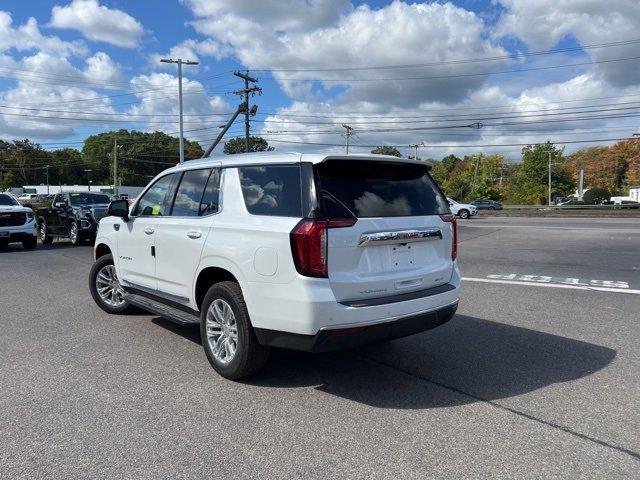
[315,160,448,218]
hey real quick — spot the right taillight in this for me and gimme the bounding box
[290,218,356,277]
[440,214,457,261]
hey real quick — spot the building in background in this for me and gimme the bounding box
[15,185,144,200]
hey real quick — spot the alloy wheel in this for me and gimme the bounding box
[95,264,125,307]
[205,299,238,364]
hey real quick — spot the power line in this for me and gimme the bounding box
[253,38,640,72]
[260,55,640,83]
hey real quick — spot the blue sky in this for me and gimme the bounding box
[0,0,639,159]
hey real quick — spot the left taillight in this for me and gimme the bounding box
[290,218,356,278]
[440,214,457,261]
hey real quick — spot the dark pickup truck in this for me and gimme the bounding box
[36,191,112,246]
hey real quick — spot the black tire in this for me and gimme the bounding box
[458,209,470,219]
[488,206,496,211]
[0,239,8,248]
[88,254,134,314]
[69,221,81,246]
[200,281,269,380]
[22,236,37,250]
[38,221,53,244]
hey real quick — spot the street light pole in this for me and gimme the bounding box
[160,58,199,164]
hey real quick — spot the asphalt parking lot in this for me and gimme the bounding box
[1,216,639,479]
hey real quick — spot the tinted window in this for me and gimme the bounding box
[315,160,448,218]
[135,173,177,216]
[69,192,110,205]
[171,169,211,217]
[0,194,18,206]
[200,169,221,215]
[239,166,302,217]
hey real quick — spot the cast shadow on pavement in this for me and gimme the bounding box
[152,314,616,409]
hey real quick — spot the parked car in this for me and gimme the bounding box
[0,193,38,249]
[471,199,503,210]
[36,191,111,246]
[89,152,461,379]
[447,198,477,219]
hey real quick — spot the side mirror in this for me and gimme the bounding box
[108,199,129,221]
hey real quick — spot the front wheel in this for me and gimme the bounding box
[200,281,270,380]
[458,209,470,219]
[89,254,133,314]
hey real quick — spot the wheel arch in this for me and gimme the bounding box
[94,242,112,260]
[194,266,242,311]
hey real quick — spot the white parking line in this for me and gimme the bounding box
[462,277,640,295]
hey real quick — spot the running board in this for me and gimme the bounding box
[124,293,200,326]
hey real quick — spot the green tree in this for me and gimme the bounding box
[371,146,401,157]
[223,136,274,154]
[509,142,574,204]
[82,130,203,187]
[441,154,461,173]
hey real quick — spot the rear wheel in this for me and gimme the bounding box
[89,254,133,314]
[488,206,496,211]
[200,281,269,380]
[0,239,8,248]
[22,237,37,250]
[458,209,470,219]
[38,221,53,244]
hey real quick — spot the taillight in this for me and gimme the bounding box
[439,214,457,261]
[290,218,356,277]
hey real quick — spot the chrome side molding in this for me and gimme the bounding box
[357,227,442,246]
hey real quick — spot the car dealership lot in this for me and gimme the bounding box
[1,217,639,478]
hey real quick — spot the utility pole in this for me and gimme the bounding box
[471,153,481,191]
[342,124,354,154]
[113,139,118,198]
[233,71,261,153]
[160,58,199,164]
[84,169,92,191]
[44,164,51,194]
[548,150,552,206]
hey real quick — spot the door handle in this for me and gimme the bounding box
[187,231,201,239]
[144,226,154,235]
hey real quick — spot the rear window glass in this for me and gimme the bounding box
[238,165,302,217]
[315,160,448,218]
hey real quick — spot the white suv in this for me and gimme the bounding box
[89,153,460,379]
[447,197,477,219]
[0,193,38,249]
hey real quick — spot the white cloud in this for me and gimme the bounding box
[0,11,87,56]
[150,38,231,67]
[182,0,351,32]
[494,0,640,86]
[50,0,144,48]
[127,73,231,142]
[186,2,509,105]
[83,51,122,84]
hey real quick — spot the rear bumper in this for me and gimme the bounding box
[254,301,458,352]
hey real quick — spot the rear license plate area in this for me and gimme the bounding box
[390,244,417,269]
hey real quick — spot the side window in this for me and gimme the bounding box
[199,168,221,215]
[238,165,302,217]
[171,169,211,217]
[134,173,177,216]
